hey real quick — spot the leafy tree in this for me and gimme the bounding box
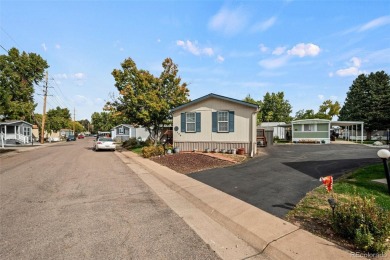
[260,92,292,123]
[78,119,91,132]
[0,47,49,121]
[294,100,340,120]
[316,100,341,120]
[46,107,72,133]
[109,57,189,144]
[68,121,84,134]
[294,109,316,120]
[243,94,262,124]
[339,71,390,137]
[91,112,116,133]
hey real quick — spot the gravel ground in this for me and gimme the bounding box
[150,153,239,174]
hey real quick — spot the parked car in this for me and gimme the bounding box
[78,134,85,139]
[93,137,116,151]
[66,135,76,141]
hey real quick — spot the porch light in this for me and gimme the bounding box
[377,149,390,195]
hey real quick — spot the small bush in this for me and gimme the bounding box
[141,145,164,158]
[122,138,138,149]
[331,196,390,253]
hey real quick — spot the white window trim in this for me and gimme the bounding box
[217,111,229,132]
[186,112,196,132]
[304,124,315,132]
[119,127,124,134]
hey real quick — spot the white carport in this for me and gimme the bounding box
[330,121,364,144]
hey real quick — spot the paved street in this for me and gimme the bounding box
[189,143,382,218]
[0,138,220,260]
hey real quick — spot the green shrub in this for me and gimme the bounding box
[122,138,138,149]
[141,145,164,158]
[331,196,390,253]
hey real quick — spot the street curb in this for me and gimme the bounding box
[0,142,63,159]
[121,151,353,260]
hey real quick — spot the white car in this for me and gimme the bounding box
[94,137,116,151]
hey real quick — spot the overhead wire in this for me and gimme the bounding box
[1,26,21,50]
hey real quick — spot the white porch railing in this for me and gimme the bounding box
[2,133,30,144]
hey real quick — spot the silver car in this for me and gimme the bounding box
[94,137,116,151]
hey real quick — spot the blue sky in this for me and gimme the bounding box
[1,0,389,121]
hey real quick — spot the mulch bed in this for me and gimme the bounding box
[150,152,236,174]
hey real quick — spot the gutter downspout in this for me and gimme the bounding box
[250,110,258,158]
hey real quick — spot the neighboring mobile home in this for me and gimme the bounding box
[0,120,33,145]
[291,119,331,143]
[111,124,150,142]
[171,93,259,156]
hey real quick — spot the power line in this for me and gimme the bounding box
[1,26,21,49]
[0,44,8,53]
[50,77,73,109]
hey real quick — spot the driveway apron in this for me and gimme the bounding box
[189,144,380,218]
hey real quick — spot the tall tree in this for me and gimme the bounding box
[316,100,341,120]
[260,92,292,123]
[78,119,91,132]
[294,109,316,120]
[45,107,72,133]
[339,71,390,137]
[109,57,189,144]
[91,112,116,133]
[0,47,49,121]
[243,94,262,124]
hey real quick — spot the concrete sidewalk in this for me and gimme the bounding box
[120,151,353,260]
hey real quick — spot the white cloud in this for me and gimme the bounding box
[334,57,364,77]
[208,7,248,35]
[336,67,362,77]
[55,44,61,49]
[177,40,214,56]
[287,43,320,57]
[272,46,286,56]
[318,95,324,100]
[259,55,290,69]
[216,55,225,63]
[73,73,85,80]
[74,95,93,106]
[259,44,268,53]
[350,57,361,67]
[251,16,277,32]
[54,73,68,79]
[203,47,214,56]
[358,15,390,32]
[41,43,47,51]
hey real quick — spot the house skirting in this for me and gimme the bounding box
[173,141,257,154]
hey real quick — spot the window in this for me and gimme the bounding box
[23,127,30,136]
[212,111,234,133]
[186,112,196,132]
[181,112,201,132]
[304,124,315,131]
[218,111,228,132]
[119,127,124,134]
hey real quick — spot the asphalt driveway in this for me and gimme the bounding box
[188,143,382,218]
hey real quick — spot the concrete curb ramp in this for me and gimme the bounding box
[122,151,352,259]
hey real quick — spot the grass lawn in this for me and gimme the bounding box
[130,146,143,155]
[286,162,390,253]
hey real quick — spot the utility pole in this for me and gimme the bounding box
[73,107,76,135]
[40,71,48,144]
